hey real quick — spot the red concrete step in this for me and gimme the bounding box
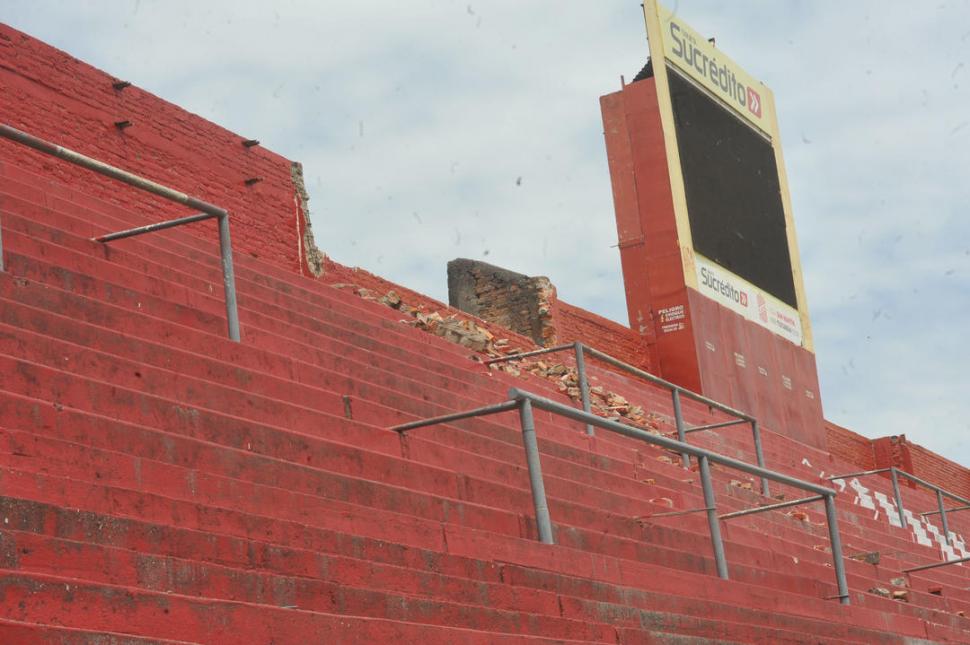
[0,197,480,369]
[0,412,956,628]
[0,292,960,608]
[0,571,590,645]
[5,171,968,632]
[0,496,926,645]
[0,300,952,608]
[0,274,672,487]
[0,183,723,434]
[0,343,907,602]
[0,620,201,645]
[0,488,960,642]
[0,228,728,484]
[2,528,868,645]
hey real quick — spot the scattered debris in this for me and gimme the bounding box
[788,511,809,522]
[891,590,909,602]
[847,551,881,565]
[341,283,667,433]
[729,479,754,491]
[928,586,943,596]
[889,577,907,588]
[868,587,892,598]
[380,290,402,309]
[650,497,674,508]
[656,455,676,465]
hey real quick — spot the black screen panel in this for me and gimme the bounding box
[667,69,797,308]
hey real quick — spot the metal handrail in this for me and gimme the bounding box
[390,387,850,605]
[484,341,769,496]
[0,124,241,342]
[827,466,970,546]
[903,555,970,574]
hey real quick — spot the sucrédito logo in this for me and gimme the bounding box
[667,20,762,120]
[700,267,748,308]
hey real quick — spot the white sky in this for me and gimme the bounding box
[4,1,970,464]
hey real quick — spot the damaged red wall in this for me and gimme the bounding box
[0,24,315,276]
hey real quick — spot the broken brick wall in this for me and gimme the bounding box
[555,301,654,373]
[322,256,542,354]
[826,421,876,471]
[447,259,557,347]
[447,258,654,372]
[0,23,321,276]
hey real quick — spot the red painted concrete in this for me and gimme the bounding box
[0,23,309,276]
[4,23,970,645]
[600,79,827,449]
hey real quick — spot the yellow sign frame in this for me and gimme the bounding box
[642,0,813,351]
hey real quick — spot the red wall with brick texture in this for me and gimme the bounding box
[826,421,876,470]
[0,23,311,275]
[554,300,655,373]
[908,441,970,500]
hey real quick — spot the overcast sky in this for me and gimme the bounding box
[4,1,970,465]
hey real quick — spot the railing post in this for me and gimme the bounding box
[937,489,952,546]
[671,389,690,469]
[574,342,594,436]
[698,455,728,579]
[751,420,769,497]
[824,493,850,605]
[890,468,907,529]
[217,214,241,342]
[518,399,554,544]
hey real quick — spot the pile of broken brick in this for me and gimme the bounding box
[339,285,665,436]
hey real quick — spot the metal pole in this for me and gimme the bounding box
[890,468,907,529]
[894,469,970,507]
[0,124,225,217]
[481,343,574,366]
[751,420,769,497]
[824,494,851,605]
[581,346,754,422]
[684,418,749,433]
[825,468,892,481]
[903,554,970,573]
[937,489,952,546]
[518,399,554,544]
[574,342,594,436]
[671,389,690,469]
[508,388,835,497]
[390,400,519,433]
[94,211,216,242]
[698,455,728,580]
[923,503,970,517]
[719,495,824,520]
[217,214,241,343]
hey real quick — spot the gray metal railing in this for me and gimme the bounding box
[827,466,970,547]
[0,124,241,342]
[391,387,850,605]
[484,341,769,496]
[903,554,970,574]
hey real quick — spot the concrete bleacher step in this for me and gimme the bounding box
[0,620,203,645]
[0,312,952,620]
[0,280,960,620]
[4,166,970,640]
[0,494,936,645]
